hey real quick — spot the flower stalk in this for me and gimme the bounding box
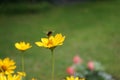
[21,54,25,72]
[51,49,55,80]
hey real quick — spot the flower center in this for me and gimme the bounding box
[0,66,7,72]
[47,40,53,46]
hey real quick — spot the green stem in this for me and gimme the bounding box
[21,54,24,72]
[51,50,55,80]
[21,53,25,80]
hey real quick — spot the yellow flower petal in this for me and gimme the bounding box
[35,42,43,47]
[41,38,49,43]
[0,72,25,80]
[65,76,85,80]
[17,72,26,77]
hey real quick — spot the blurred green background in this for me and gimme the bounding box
[0,0,120,80]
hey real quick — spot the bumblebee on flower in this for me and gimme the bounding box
[35,33,65,50]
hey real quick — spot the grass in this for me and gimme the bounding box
[0,1,120,80]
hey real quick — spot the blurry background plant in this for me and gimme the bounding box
[66,55,115,80]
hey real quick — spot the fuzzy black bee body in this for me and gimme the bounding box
[47,31,53,37]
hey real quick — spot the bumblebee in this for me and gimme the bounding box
[46,31,53,37]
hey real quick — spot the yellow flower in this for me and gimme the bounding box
[0,72,25,80]
[65,76,85,80]
[15,41,32,51]
[0,57,16,75]
[32,78,37,80]
[35,33,65,49]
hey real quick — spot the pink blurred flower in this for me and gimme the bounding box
[66,66,75,75]
[87,61,94,71]
[73,55,82,64]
